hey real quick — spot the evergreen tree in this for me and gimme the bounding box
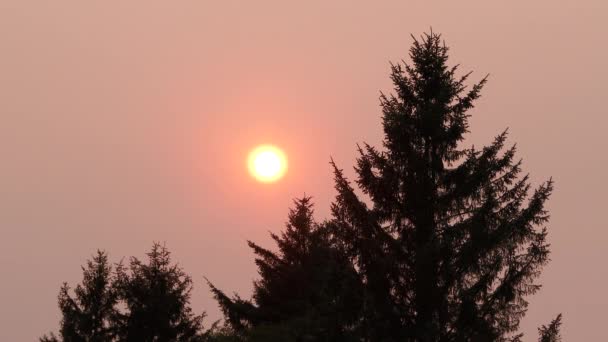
[538,314,563,342]
[329,31,556,341]
[209,197,363,341]
[40,251,119,342]
[114,243,205,341]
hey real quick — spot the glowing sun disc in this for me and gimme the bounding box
[248,145,288,183]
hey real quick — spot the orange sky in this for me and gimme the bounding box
[1,1,607,340]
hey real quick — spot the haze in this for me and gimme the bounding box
[1,1,606,340]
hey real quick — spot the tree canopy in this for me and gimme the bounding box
[41,251,118,342]
[209,197,363,341]
[42,244,207,342]
[43,31,561,342]
[328,30,555,341]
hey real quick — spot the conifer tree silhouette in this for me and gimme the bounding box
[328,31,557,341]
[40,251,119,342]
[42,244,208,342]
[114,243,206,341]
[42,30,562,342]
[538,314,563,342]
[209,197,363,341]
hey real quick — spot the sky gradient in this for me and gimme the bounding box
[1,1,607,340]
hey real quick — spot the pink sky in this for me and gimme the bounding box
[1,1,607,340]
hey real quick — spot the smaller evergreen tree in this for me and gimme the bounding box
[209,197,363,341]
[114,243,205,342]
[40,251,119,342]
[43,244,211,341]
[538,314,563,342]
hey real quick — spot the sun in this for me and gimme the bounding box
[248,145,288,183]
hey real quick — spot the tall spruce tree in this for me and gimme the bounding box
[329,31,556,341]
[209,197,363,341]
[114,243,205,341]
[41,251,119,342]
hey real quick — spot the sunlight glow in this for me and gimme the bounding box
[248,145,288,183]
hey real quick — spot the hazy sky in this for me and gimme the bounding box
[1,1,606,340]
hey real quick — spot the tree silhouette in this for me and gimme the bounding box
[538,314,563,342]
[209,197,363,341]
[114,243,206,341]
[328,31,557,341]
[42,30,563,342]
[41,251,119,342]
[42,244,208,342]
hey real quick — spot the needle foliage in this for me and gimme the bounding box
[43,31,561,342]
[328,31,556,341]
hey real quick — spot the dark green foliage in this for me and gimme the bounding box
[538,314,563,342]
[40,251,118,342]
[329,31,556,341]
[209,197,363,341]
